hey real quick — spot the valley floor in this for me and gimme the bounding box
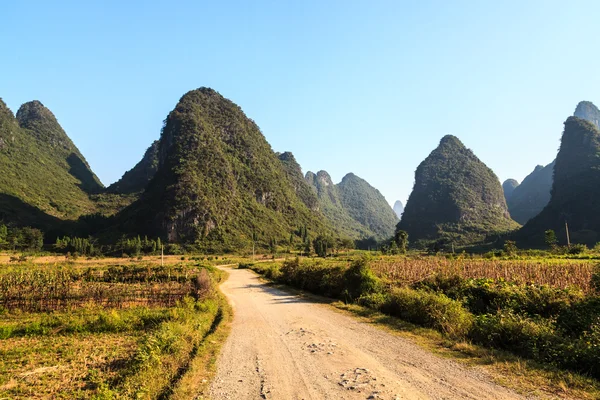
[210,267,522,400]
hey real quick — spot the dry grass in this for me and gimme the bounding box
[371,256,595,292]
[0,332,139,399]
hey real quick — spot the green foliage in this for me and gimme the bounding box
[398,135,519,246]
[118,88,332,248]
[503,240,517,256]
[544,229,557,248]
[305,170,375,240]
[380,288,474,339]
[520,115,600,246]
[0,99,103,224]
[277,152,318,211]
[107,140,159,195]
[393,229,409,254]
[313,235,335,257]
[336,173,398,239]
[304,170,397,241]
[343,256,382,301]
[0,225,43,251]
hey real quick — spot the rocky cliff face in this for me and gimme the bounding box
[398,135,518,246]
[574,101,600,128]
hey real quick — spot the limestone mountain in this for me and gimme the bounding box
[304,170,398,239]
[520,116,600,245]
[502,179,519,202]
[506,162,554,224]
[337,173,398,238]
[305,170,372,239]
[107,140,159,194]
[0,99,102,225]
[398,135,519,246]
[574,101,600,127]
[277,152,318,211]
[393,200,404,219]
[117,88,329,249]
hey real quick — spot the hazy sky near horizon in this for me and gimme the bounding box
[2,1,599,206]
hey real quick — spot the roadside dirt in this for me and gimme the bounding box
[209,267,525,400]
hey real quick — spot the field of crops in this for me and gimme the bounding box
[0,259,231,399]
[369,255,595,292]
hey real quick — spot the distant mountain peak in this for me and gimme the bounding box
[393,200,404,219]
[316,170,333,186]
[399,135,518,245]
[16,100,57,127]
[439,134,463,147]
[574,101,600,127]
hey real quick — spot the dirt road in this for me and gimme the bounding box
[209,267,524,400]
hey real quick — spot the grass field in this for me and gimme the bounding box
[0,257,233,399]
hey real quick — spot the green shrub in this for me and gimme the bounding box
[556,296,600,336]
[381,288,473,339]
[342,256,382,301]
[569,243,588,254]
[470,312,558,360]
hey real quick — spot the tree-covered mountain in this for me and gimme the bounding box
[502,179,519,202]
[519,116,600,245]
[107,140,159,194]
[304,170,398,240]
[277,152,318,211]
[116,88,331,249]
[305,170,372,239]
[0,99,103,224]
[398,135,519,246]
[393,200,404,219]
[505,162,554,224]
[337,173,398,238]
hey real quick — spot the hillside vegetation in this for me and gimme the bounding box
[107,140,159,195]
[399,135,519,247]
[117,88,332,251]
[0,99,101,224]
[521,116,600,245]
[337,172,398,238]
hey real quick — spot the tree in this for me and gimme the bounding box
[544,229,558,248]
[503,240,518,256]
[0,224,7,247]
[20,227,43,251]
[303,238,311,256]
[313,235,335,257]
[393,229,409,254]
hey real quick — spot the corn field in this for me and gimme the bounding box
[370,257,596,292]
[0,264,213,312]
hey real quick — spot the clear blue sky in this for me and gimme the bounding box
[2,1,599,206]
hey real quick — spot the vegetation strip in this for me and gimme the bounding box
[0,260,233,399]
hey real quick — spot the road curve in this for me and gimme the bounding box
[209,267,524,400]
